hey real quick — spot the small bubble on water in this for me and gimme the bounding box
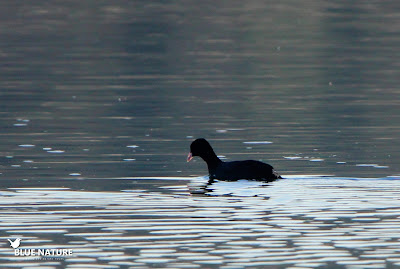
[284,156,302,160]
[47,150,65,153]
[356,164,378,167]
[19,144,35,148]
[243,141,273,144]
[17,118,29,122]
[310,158,324,162]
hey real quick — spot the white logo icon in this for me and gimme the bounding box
[7,238,21,249]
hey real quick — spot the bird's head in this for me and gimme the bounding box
[187,138,214,162]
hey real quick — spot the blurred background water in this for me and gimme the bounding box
[1,1,400,268]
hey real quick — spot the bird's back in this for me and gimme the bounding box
[211,160,280,181]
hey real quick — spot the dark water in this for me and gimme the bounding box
[1,1,400,268]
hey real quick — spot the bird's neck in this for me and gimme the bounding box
[200,151,222,173]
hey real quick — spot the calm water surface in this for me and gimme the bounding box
[1,1,400,268]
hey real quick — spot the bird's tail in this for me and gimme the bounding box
[273,170,283,179]
[7,239,12,243]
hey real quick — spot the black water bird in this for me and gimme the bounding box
[187,138,282,182]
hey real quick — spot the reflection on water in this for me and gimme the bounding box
[1,0,400,268]
[1,176,400,268]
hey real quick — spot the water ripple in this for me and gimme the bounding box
[1,176,400,268]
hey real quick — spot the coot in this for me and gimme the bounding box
[187,138,282,181]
